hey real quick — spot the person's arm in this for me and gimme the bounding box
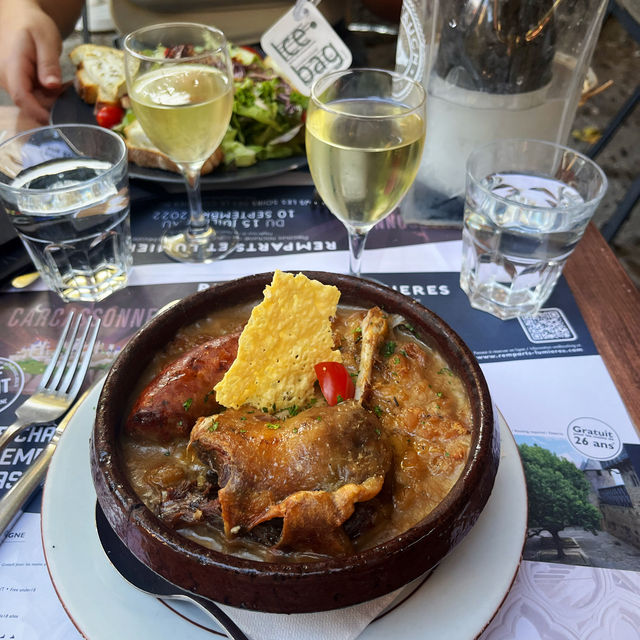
[0,0,85,123]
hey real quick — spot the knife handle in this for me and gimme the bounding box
[0,439,56,540]
[0,381,96,542]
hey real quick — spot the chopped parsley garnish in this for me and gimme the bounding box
[400,322,418,336]
[266,422,281,430]
[336,394,344,404]
[375,428,381,436]
[293,427,299,433]
[437,367,454,376]
[262,407,269,413]
[177,420,183,427]
[400,349,408,357]
[240,416,247,421]
[315,416,322,421]
[287,405,299,417]
[239,428,247,433]
[373,405,383,417]
[436,391,443,398]
[203,389,215,403]
[182,398,192,411]
[393,356,400,365]
[207,421,219,432]
[382,341,396,357]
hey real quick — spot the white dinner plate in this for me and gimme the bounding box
[41,379,526,640]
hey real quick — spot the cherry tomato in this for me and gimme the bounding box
[95,105,125,129]
[314,362,355,406]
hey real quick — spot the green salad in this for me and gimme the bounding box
[113,44,307,170]
[224,46,307,168]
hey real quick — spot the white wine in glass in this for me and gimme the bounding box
[124,22,238,262]
[306,68,426,277]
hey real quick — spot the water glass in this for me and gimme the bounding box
[0,124,132,302]
[460,138,607,320]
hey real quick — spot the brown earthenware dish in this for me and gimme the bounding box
[91,271,500,613]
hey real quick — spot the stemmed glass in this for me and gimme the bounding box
[305,68,426,277]
[123,22,238,262]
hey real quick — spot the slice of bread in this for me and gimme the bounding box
[123,120,223,175]
[69,44,126,107]
[70,44,224,175]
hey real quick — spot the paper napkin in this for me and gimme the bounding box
[218,588,401,640]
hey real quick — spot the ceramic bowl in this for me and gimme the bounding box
[91,271,499,613]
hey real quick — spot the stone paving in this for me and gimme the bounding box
[571,16,640,289]
[524,527,640,572]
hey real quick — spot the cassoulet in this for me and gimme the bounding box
[120,302,472,561]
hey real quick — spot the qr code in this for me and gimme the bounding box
[517,308,577,343]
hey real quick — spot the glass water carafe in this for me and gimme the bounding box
[396,0,609,219]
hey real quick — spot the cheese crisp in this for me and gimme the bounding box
[214,271,341,411]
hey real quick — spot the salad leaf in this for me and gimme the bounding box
[221,129,258,167]
[112,108,136,134]
[223,46,308,168]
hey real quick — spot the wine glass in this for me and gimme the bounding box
[123,22,238,262]
[305,68,426,277]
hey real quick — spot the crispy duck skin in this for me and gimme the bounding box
[125,332,240,442]
[189,400,391,555]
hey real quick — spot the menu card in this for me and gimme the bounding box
[1,185,639,640]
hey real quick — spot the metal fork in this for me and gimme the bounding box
[0,312,101,451]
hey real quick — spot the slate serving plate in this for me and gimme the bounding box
[50,86,307,186]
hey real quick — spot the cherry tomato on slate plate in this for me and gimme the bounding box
[96,105,125,129]
[314,362,355,406]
